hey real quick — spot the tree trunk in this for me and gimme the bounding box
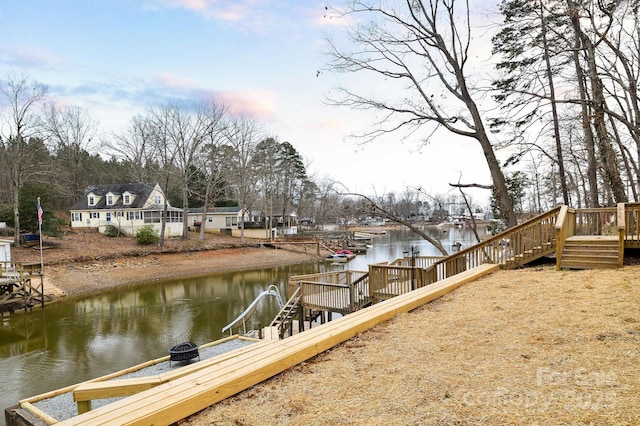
[568,4,599,207]
[182,185,189,240]
[568,1,627,204]
[540,1,569,205]
[13,183,21,247]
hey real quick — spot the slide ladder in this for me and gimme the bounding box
[270,286,302,339]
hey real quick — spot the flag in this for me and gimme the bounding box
[37,199,43,225]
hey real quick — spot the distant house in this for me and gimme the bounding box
[187,208,299,238]
[187,207,250,234]
[69,183,183,237]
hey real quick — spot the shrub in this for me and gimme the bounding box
[104,225,123,237]
[136,225,159,245]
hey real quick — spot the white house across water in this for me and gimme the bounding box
[69,183,183,237]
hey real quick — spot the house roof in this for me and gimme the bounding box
[188,206,242,215]
[70,183,160,210]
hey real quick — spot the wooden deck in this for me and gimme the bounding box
[28,263,498,426]
[0,261,44,313]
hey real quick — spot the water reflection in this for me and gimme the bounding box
[0,226,487,421]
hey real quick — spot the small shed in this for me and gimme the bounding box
[0,239,11,264]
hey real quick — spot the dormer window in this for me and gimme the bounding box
[88,195,95,206]
[123,193,131,205]
[106,194,114,206]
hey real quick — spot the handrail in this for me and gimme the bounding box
[270,285,302,339]
[222,285,284,334]
[427,206,562,279]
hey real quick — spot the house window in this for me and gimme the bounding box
[116,211,123,217]
[90,212,99,219]
[72,212,82,222]
[106,195,114,206]
[155,195,162,205]
[105,212,112,223]
[123,194,130,205]
[144,211,162,223]
[167,211,183,223]
[208,217,213,223]
[225,217,238,227]
[88,196,95,206]
[127,211,141,221]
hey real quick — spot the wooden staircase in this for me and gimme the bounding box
[270,286,301,339]
[559,236,620,269]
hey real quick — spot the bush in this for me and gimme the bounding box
[104,225,123,237]
[136,225,159,245]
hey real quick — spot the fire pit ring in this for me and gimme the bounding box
[168,342,200,365]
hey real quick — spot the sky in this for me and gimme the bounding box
[0,0,502,206]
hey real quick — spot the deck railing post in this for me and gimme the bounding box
[617,203,626,268]
[555,205,570,271]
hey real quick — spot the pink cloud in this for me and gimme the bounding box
[220,90,276,120]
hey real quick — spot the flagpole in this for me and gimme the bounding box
[37,197,44,308]
[37,197,44,269]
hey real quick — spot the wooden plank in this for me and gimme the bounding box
[19,401,58,425]
[58,264,498,426]
[74,377,164,402]
[72,340,273,403]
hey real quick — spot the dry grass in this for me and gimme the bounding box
[185,264,640,425]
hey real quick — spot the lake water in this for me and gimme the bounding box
[0,225,487,421]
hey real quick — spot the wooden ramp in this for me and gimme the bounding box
[51,263,498,426]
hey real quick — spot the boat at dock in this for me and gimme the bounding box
[325,249,356,263]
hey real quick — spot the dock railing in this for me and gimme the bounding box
[288,271,370,315]
[424,206,562,282]
[623,202,640,246]
[289,203,640,318]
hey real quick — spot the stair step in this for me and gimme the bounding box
[561,256,618,266]
[563,248,618,255]
[565,240,617,244]
[564,243,617,249]
[561,260,619,270]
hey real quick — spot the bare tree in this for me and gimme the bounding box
[222,114,262,244]
[326,0,517,227]
[567,0,627,204]
[167,100,226,240]
[195,101,228,243]
[110,114,158,183]
[41,103,98,205]
[0,72,48,246]
[146,106,179,247]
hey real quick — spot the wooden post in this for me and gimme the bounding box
[555,205,569,271]
[617,203,626,268]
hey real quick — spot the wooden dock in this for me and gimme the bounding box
[0,261,44,314]
[13,264,498,426]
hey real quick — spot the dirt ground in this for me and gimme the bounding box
[9,229,322,298]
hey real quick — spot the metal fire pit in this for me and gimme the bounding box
[168,342,200,365]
